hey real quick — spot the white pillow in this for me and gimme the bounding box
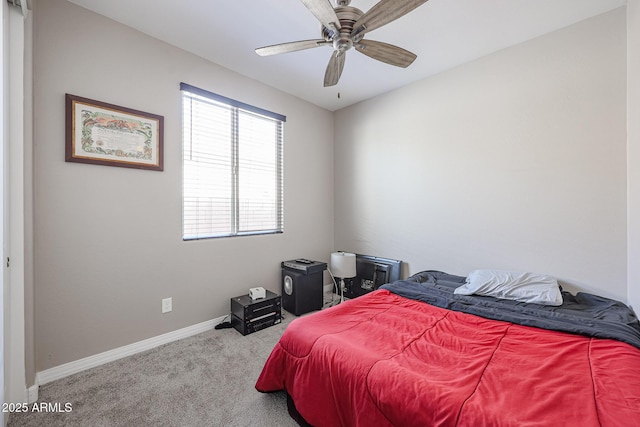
[454,269,563,306]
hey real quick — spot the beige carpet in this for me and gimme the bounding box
[8,315,297,427]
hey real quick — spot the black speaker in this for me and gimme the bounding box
[281,261,325,316]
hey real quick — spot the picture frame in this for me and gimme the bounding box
[65,94,164,171]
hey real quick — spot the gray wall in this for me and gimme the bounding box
[34,0,334,370]
[334,8,628,301]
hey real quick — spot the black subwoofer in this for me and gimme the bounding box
[281,259,326,316]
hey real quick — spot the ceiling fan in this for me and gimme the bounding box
[255,0,429,87]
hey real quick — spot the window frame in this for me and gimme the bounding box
[180,83,285,240]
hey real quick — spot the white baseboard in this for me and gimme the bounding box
[35,315,226,387]
[27,384,38,403]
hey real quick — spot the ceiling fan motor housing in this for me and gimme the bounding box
[322,6,364,52]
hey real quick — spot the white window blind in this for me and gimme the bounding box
[181,83,285,240]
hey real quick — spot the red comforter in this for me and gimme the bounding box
[256,290,640,426]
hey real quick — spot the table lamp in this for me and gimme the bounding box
[331,252,356,302]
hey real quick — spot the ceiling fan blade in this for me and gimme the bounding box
[324,51,346,87]
[355,40,416,68]
[300,0,341,35]
[352,0,428,37]
[255,39,329,56]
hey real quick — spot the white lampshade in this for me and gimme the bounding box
[331,252,356,278]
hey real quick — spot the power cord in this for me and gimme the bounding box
[214,314,232,329]
[323,268,341,308]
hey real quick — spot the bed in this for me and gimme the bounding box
[255,271,640,426]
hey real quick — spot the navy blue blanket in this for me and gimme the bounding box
[380,270,640,349]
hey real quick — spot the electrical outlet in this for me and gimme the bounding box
[162,297,172,313]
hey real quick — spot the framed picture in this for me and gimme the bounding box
[65,94,164,171]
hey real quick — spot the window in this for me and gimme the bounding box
[181,83,285,240]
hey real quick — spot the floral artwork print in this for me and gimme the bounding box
[80,110,153,160]
[66,93,163,171]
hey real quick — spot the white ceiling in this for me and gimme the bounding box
[66,0,626,111]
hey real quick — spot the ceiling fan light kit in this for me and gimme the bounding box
[255,0,429,87]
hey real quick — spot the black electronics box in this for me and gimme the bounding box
[343,254,402,299]
[230,290,281,336]
[281,259,327,316]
